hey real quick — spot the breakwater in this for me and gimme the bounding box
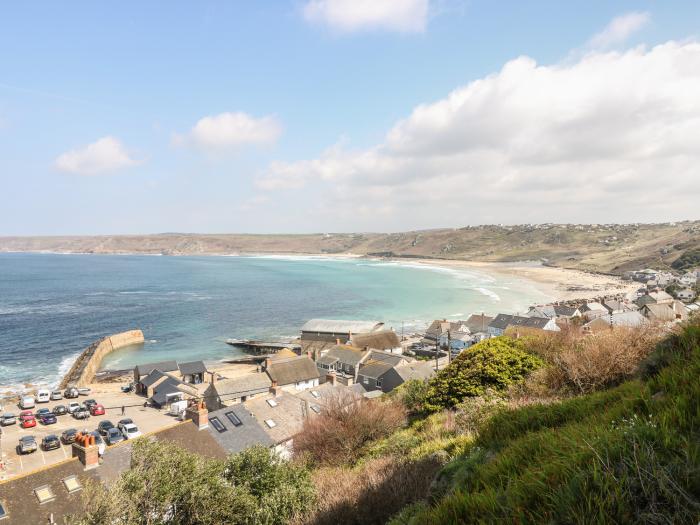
[59,330,144,388]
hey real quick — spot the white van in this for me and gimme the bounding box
[19,396,35,409]
[35,389,51,403]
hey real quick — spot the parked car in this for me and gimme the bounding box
[97,420,115,436]
[53,405,68,416]
[61,428,78,444]
[35,389,51,403]
[50,390,63,401]
[105,427,124,446]
[39,412,57,425]
[64,387,80,399]
[121,383,134,393]
[120,423,142,440]
[84,399,98,410]
[42,434,61,451]
[35,408,51,417]
[78,387,91,396]
[73,408,90,420]
[90,404,105,416]
[19,396,35,409]
[20,416,36,429]
[118,418,134,427]
[90,431,106,456]
[1,413,17,426]
[67,402,82,413]
[18,436,37,454]
[19,410,34,421]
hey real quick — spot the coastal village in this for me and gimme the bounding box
[0,266,698,523]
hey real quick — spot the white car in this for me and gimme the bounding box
[35,389,51,403]
[67,402,82,414]
[19,396,35,409]
[120,423,142,440]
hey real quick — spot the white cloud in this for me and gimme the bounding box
[54,136,138,175]
[588,11,650,49]
[303,0,429,33]
[182,112,282,150]
[259,41,700,229]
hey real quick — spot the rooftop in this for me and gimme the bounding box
[301,319,384,334]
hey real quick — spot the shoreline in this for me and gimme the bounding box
[0,252,638,398]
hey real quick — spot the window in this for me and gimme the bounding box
[0,501,7,520]
[310,390,320,398]
[62,475,82,494]
[376,378,383,388]
[310,404,321,414]
[225,411,243,427]
[34,485,56,504]
[266,399,278,407]
[209,416,227,433]
[265,419,276,428]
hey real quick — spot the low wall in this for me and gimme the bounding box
[59,330,144,388]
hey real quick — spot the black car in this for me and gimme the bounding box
[42,434,61,451]
[98,420,115,436]
[118,418,134,426]
[53,405,68,416]
[39,412,57,425]
[105,427,124,446]
[73,408,90,420]
[61,428,79,444]
[35,408,51,417]
[84,399,98,409]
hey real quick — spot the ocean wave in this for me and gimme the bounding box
[119,291,153,295]
[475,287,501,301]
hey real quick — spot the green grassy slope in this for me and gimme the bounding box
[396,322,700,524]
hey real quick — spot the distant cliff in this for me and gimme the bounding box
[1,221,699,275]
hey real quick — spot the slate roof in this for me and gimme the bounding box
[266,355,320,386]
[465,314,494,333]
[350,330,400,350]
[316,355,340,367]
[324,345,367,366]
[139,369,168,388]
[245,393,306,444]
[212,374,272,399]
[301,319,384,334]
[366,350,405,367]
[206,405,273,454]
[641,303,676,321]
[357,360,394,379]
[294,382,366,409]
[148,377,184,406]
[178,360,207,375]
[134,360,179,376]
[489,314,551,330]
[394,362,436,382]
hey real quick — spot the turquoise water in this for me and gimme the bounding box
[0,253,551,393]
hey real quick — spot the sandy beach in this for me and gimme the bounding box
[401,258,639,302]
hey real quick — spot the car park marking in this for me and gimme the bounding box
[39,447,46,464]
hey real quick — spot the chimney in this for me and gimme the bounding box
[269,379,279,396]
[264,357,271,369]
[72,432,99,470]
[185,399,209,430]
[208,371,217,384]
[326,371,337,385]
[336,338,340,345]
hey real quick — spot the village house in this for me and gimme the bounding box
[355,350,414,392]
[464,313,494,334]
[527,304,581,320]
[178,360,208,385]
[487,314,560,337]
[582,311,648,334]
[244,391,306,459]
[264,352,320,392]
[203,372,272,411]
[205,404,273,455]
[315,344,368,383]
[299,318,385,358]
[422,319,472,349]
[579,302,609,321]
[293,377,367,416]
[640,303,678,323]
[133,360,179,386]
[636,290,675,308]
[679,272,698,287]
[349,329,402,354]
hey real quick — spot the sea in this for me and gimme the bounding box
[0,253,552,396]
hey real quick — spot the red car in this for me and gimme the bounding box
[19,410,34,421]
[90,404,105,416]
[20,416,37,429]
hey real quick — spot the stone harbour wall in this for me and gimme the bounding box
[59,329,144,388]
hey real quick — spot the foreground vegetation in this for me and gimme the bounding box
[69,320,700,524]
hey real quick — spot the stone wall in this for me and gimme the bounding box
[59,330,144,388]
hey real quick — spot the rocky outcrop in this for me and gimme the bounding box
[59,330,144,388]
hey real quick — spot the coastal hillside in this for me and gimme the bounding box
[2,220,699,275]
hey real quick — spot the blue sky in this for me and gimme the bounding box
[1,1,699,234]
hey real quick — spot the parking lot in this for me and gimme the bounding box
[0,385,179,480]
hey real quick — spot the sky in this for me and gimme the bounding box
[1,0,699,235]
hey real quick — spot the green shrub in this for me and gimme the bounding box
[422,337,543,412]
